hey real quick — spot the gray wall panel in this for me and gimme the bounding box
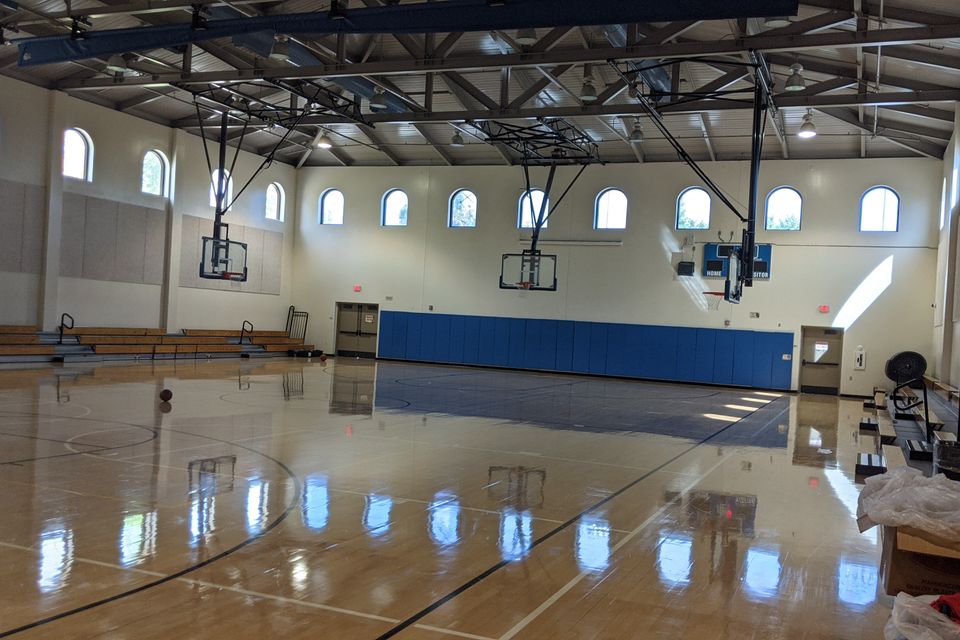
[179,214,201,289]
[82,197,118,281]
[21,184,45,274]
[115,203,146,283]
[59,192,86,277]
[179,215,282,296]
[261,230,283,295]
[0,179,25,273]
[143,209,165,285]
[243,228,263,292]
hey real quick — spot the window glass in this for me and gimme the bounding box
[320,189,345,224]
[677,187,710,230]
[765,187,802,231]
[382,189,408,226]
[595,189,627,229]
[860,186,899,232]
[141,150,165,196]
[63,128,91,180]
[266,183,284,221]
[449,189,477,228]
[209,170,233,209]
[519,189,549,229]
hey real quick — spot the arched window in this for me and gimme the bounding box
[448,189,477,228]
[382,189,408,226]
[595,188,628,230]
[765,186,802,231]
[518,189,549,229]
[860,186,899,232]
[265,182,284,221]
[209,169,233,210]
[141,150,168,197]
[676,187,710,230]
[319,189,344,225]
[62,128,93,181]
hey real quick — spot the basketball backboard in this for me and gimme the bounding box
[499,251,557,291]
[200,236,248,281]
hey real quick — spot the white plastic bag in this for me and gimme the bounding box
[884,593,960,640]
[857,467,960,542]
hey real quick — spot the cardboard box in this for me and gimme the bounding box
[881,526,960,596]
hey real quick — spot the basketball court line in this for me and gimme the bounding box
[0,540,493,640]
[0,426,302,639]
[497,443,741,638]
[371,398,790,640]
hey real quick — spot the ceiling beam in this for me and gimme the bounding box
[699,113,717,161]
[169,89,960,127]
[596,117,644,162]
[56,22,960,90]
[413,124,454,165]
[817,107,947,159]
[862,45,960,72]
[358,124,401,166]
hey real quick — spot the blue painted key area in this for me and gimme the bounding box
[378,311,794,390]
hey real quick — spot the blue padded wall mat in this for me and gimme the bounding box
[377,311,793,390]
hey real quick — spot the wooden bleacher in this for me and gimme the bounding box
[0,326,50,356]
[0,321,317,362]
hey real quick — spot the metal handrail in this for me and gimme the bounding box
[285,305,309,342]
[240,320,254,345]
[58,313,74,345]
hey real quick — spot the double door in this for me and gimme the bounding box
[336,303,379,358]
[799,326,843,395]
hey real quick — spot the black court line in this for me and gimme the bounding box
[0,413,159,466]
[0,426,302,638]
[373,399,790,640]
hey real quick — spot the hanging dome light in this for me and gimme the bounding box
[450,131,465,147]
[580,78,598,103]
[314,133,334,149]
[369,87,388,112]
[629,119,644,143]
[269,35,290,62]
[764,16,792,28]
[105,54,128,73]
[515,28,538,46]
[784,63,806,92]
[797,109,817,139]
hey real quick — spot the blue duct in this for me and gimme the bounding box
[601,25,671,96]
[217,6,408,113]
[17,0,798,67]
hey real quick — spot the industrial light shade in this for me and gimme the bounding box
[450,132,465,147]
[797,110,817,139]
[105,54,127,73]
[629,120,644,143]
[784,63,805,92]
[369,88,388,112]
[764,16,792,28]
[269,35,290,62]
[315,134,334,149]
[580,79,598,103]
[515,28,538,46]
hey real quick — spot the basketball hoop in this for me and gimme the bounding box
[704,291,724,311]
[518,281,533,290]
[220,272,245,282]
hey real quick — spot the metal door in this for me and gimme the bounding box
[799,326,843,395]
[356,304,379,355]
[336,303,360,354]
[335,303,379,358]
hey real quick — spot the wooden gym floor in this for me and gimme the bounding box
[0,358,887,639]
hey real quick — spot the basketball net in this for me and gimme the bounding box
[704,292,724,311]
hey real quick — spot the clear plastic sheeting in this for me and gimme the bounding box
[857,467,960,543]
[884,593,960,640]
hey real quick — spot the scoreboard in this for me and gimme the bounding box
[702,243,772,280]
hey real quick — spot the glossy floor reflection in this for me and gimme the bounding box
[0,359,889,639]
